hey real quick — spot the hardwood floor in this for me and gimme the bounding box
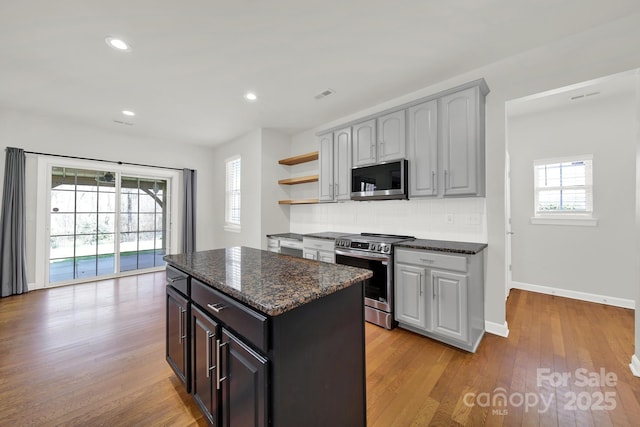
[1,273,639,426]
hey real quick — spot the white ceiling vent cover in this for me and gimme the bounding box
[314,89,335,100]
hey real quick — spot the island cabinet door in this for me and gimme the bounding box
[191,305,219,426]
[166,286,189,391]
[220,328,268,427]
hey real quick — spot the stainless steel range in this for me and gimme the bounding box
[334,233,415,329]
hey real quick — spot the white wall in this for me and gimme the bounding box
[289,13,640,333]
[212,129,262,249]
[0,108,217,285]
[509,91,636,302]
[211,128,292,250]
[260,129,291,248]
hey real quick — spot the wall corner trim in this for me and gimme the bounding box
[485,320,509,337]
[630,355,640,377]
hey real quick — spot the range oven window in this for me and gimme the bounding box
[335,254,389,303]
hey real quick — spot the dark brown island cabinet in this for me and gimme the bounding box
[164,247,372,427]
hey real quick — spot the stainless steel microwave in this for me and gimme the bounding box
[351,160,408,200]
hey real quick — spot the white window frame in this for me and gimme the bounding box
[531,154,597,227]
[224,155,241,232]
[34,155,181,289]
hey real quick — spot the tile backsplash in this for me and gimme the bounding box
[290,197,487,243]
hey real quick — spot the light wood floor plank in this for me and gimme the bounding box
[1,274,639,426]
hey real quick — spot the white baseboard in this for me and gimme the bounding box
[630,355,640,377]
[510,281,635,310]
[485,320,509,337]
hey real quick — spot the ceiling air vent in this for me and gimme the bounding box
[570,91,600,101]
[113,119,134,126]
[314,89,335,100]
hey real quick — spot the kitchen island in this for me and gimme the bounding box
[164,246,372,427]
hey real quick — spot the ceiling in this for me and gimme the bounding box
[507,70,638,117]
[1,0,639,146]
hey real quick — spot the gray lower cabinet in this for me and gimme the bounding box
[394,248,484,352]
[319,127,351,202]
[302,237,335,263]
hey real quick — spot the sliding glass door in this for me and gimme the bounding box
[120,176,166,272]
[49,167,168,284]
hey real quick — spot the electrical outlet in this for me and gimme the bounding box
[446,213,454,224]
[468,214,481,225]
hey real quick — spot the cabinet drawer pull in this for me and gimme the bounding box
[419,258,435,264]
[207,303,227,313]
[216,340,229,390]
[167,276,182,283]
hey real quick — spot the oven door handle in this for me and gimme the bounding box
[335,249,389,264]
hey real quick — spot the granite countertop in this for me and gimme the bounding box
[164,247,372,316]
[303,232,348,240]
[395,239,487,255]
[266,232,303,241]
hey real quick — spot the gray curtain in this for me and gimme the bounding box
[0,147,28,297]
[182,168,197,253]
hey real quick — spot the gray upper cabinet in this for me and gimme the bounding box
[318,133,334,202]
[377,110,406,163]
[407,100,438,197]
[334,127,352,201]
[440,86,484,197]
[408,82,487,198]
[318,128,351,202]
[352,120,376,167]
[319,79,488,200]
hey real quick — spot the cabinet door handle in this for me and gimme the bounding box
[432,171,436,194]
[432,276,436,299]
[207,303,227,313]
[334,183,338,198]
[216,339,229,390]
[206,331,215,378]
[444,170,448,190]
[419,274,423,296]
[178,307,185,344]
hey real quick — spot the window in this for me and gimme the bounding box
[225,156,241,231]
[532,155,596,226]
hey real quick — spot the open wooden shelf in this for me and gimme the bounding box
[278,151,319,166]
[278,199,319,205]
[278,175,319,185]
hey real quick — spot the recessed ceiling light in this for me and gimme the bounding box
[105,36,131,52]
[122,110,135,116]
[244,92,258,102]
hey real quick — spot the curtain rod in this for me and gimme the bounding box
[20,149,189,172]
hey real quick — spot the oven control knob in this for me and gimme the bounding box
[382,245,390,253]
